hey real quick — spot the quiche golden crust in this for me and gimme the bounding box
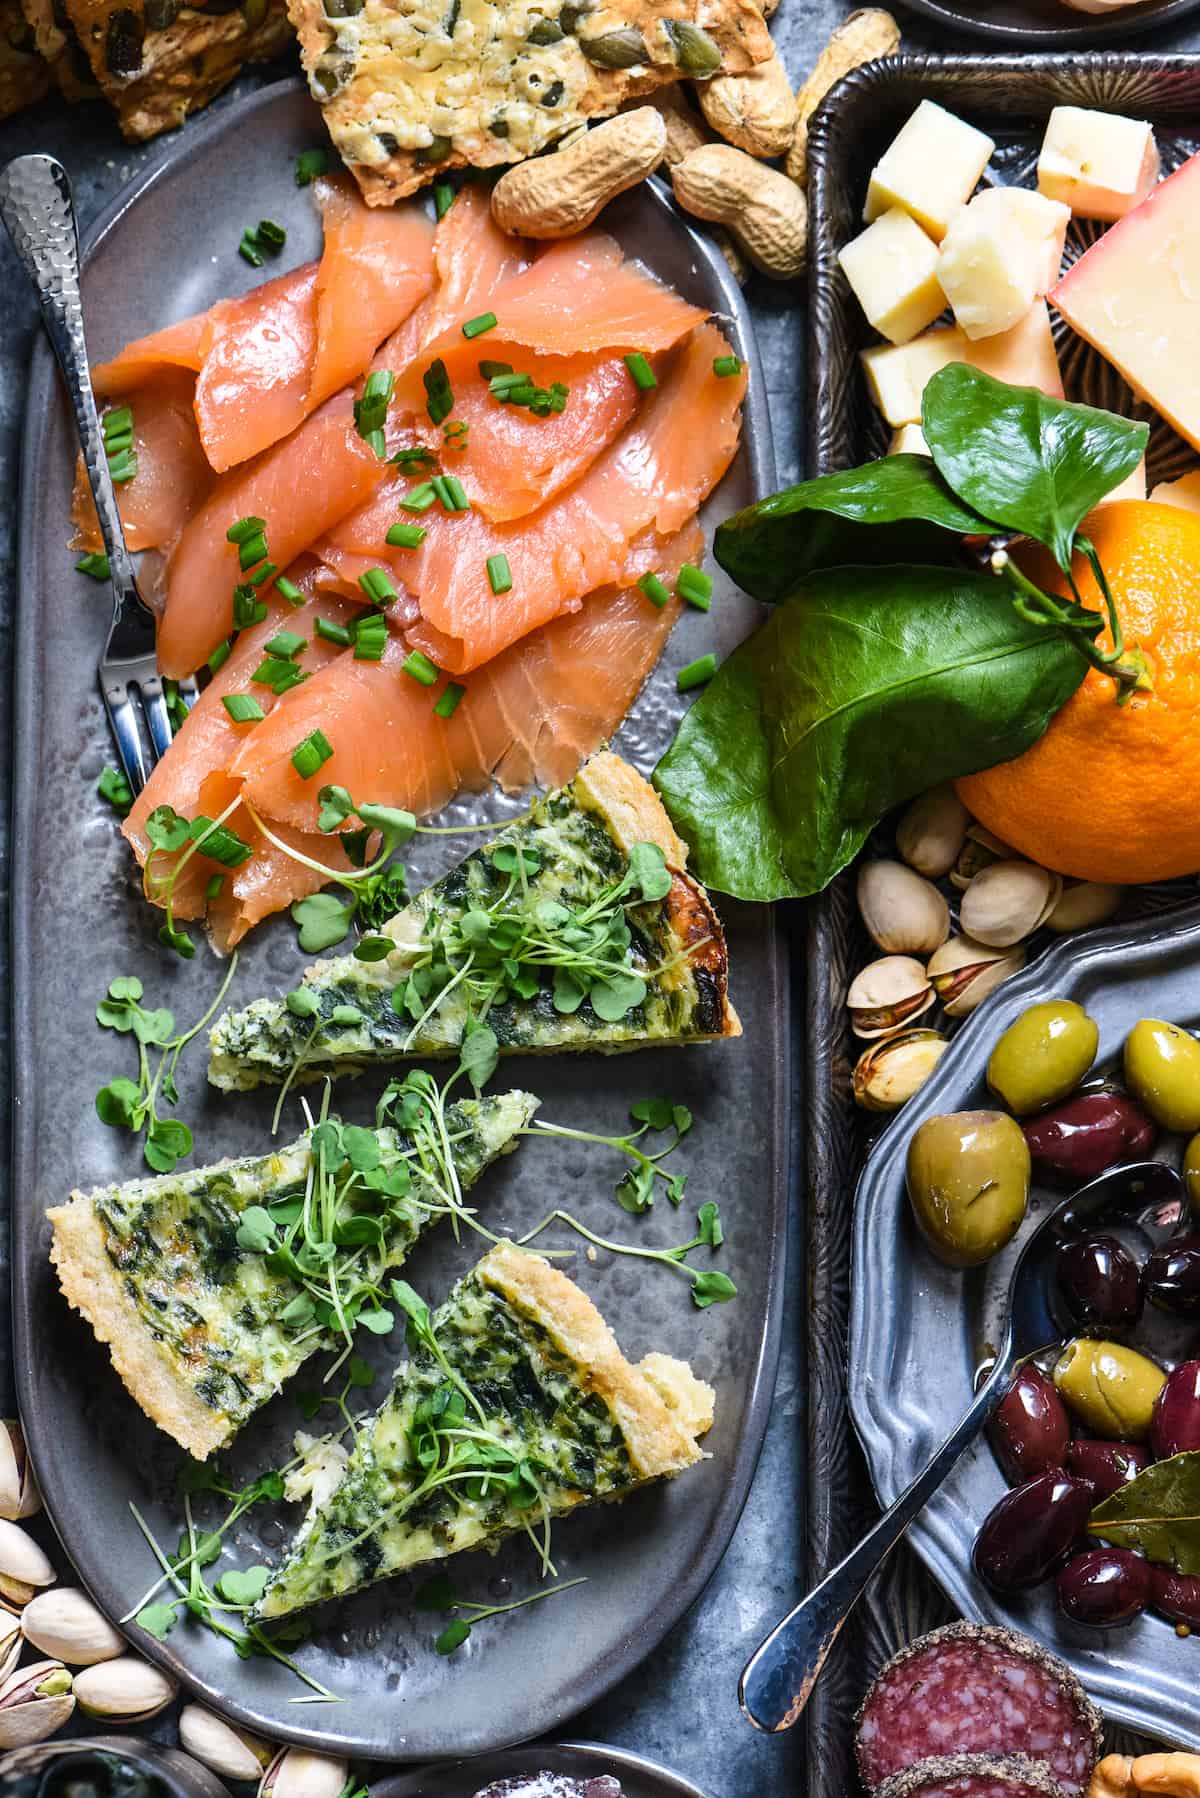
[287,0,774,204]
[62,0,290,140]
[469,1241,713,1476]
[0,0,51,115]
[47,1191,234,1460]
[18,0,95,100]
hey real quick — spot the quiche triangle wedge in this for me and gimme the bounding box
[209,751,739,1093]
[47,1088,536,1459]
[254,1241,714,1619]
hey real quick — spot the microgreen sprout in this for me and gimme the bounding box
[142,795,254,958]
[412,1569,587,1654]
[94,959,239,1171]
[525,1098,693,1211]
[519,1202,736,1309]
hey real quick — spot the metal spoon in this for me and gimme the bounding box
[738,1158,1185,1734]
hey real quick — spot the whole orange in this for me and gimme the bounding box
[958,499,1200,885]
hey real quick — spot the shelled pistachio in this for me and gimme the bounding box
[847,955,934,1039]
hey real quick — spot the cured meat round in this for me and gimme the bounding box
[855,1624,1102,1796]
[874,1753,1074,1798]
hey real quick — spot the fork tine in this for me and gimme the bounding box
[99,673,155,796]
[141,675,176,764]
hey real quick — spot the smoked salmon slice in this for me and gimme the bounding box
[93,311,208,398]
[72,371,214,554]
[192,264,321,475]
[308,175,435,407]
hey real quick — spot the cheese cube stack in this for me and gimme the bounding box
[936,189,1070,340]
[865,101,995,242]
[1053,150,1200,454]
[1037,106,1159,221]
[1103,459,1147,504]
[838,209,945,346]
[862,304,1064,426]
[1150,471,1200,514]
[889,423,931,456]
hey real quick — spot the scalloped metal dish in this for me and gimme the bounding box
[12,80,785,1762]
[805,53,1200,1792]
[373,1739,708,1797]
[895,0,1200,51]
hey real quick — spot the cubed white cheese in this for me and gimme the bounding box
[1149,470,1200,514]
[865,100,995,242]
[936,188,1070,340]
[1037,106,1159,222]
[861,304,1064,426]
[838,209,945,345]
[889,423,931,456]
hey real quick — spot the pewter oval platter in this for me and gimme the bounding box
[892,0,1200,49]
[13,80,785,1759]
[850,900,1200,1749]
[374,1738,708,1797]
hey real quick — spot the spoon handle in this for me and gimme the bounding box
[739,1351,1013,1735]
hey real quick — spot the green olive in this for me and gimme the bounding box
[985,999,1098,1118]
[1123,1019,1200,1133]
[1052,1338,1165,1441]
[905,1108,1029,1269]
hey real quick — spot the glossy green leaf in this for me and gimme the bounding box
[1090,1450,1200,1573]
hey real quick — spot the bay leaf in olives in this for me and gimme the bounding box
[1090,1449,1200,1573]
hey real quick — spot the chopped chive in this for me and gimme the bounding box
[402,650,440,687]
[638,571,671,610]
[676,563,713,610]
[291,730,334,780]
[462,311,497,339]
[238,531,269,571]
[226,515,267,545]
[264,630,306,659]
[431,474,452,510]
[402,482,437,514]
[253,657,309,694]
[103,428,133,454]
[75,551,110,580]
[233,586,268,629]
[208,638,233,674]
[443,419,468,439]
[104,406,133,438]
[424,358,454,426]
[363,428,387,458]
[392,444,436,470]
[189,816,254,867]
[239,233,264,268]
[387,521,427,549]
[358,567,398,606]
[624,352,657,391]
[479,359,512,380]
[486,554,512,595]
[205,874,225,900]
[444,475,469,511]
[296,148,330,186]
[488,370,528,395]
[98,765,132,814]
[677,653,717,692]
[107,448,138,484]
[257,218,287,248]
[713,353,743,378]
[433,680,465,719]
[246,560,278,589]
[277,576,304,607]
[433,179,456,219]
[315,617,352,646]
[353,615,387,662]
[362,368,394,404]
[355,369,394,447]
[222,693,266,723]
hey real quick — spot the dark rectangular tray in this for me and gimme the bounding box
[803,51,1200,1796]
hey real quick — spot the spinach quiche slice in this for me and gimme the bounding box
[48,1089,536,1460]
[254,1241,714,1619]
[209,751,739,1093]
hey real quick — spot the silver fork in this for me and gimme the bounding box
[0,153,195,794]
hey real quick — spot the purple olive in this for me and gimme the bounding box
[1056,1548,1151,1626]
[1151,1359,1200,1460]
[1150,1566,1200,1629]
[973,1471,1094,1594]
[1022,1093,1156,1186]
[989,1366,1070,1485]
[1055,1235,1142,1329]
[1066,1438,1150,1500]
[1144,1235,1200,1319]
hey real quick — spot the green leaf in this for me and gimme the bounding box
[391,1279,431,1336]
[435,1617,472,1654]
[292,892,357,952]
[357,1306,394,1335]
[216,1565,271,1606]
[145,1117,192,1172]
[654,563,1087,901]
[625,841,672,902]
[179,1530,222,1568]
[696,1201,723,1248]
[714,456,990,604]
[357,802,417,848]
[413,1572,457,1612]
[342,1125,382,1171]
[552,967,587,1014]
[130,1006,175,1047]
[492,843,540,876]
[922,364,1149,572]
[158,922,196,960]
[136,1602,177,1640]
[459,1023,499,1093]
[145,804,191,853]
[631,1098,675,1131]
[236,1206,277,1253]
[95,1077,142,1128]
[692,1269,737,1308]
[286,986,321,1019]
[1089,1450,1200,1572]
[616,1162,656,1214]
[317,784,356,831]
[589,973,647,1022]
[354,934,394,962]
[108,976,144,1002]
[347,1355,376,1387]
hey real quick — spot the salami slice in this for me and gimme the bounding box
[874,1753,1074,1798]
[855,1624,1102,1796]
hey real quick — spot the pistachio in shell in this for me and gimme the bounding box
[896,786,970,880]
[180,1703,274,1782]
[0,1659,74,1749]
[0,1419,41,1521]
[853,1029,948,1112]
[1045,881,1122,934]
[927,935,1026,1019]
[260,1747,350,1798]
[959,860,1062,949]
[0,1519,56,1605]
[856,860,950,957]
[949,823,1014,891]
[73,1654,177,1722]
[0,1603,21,1683]
[847,955,934,1040]
[21,1587,124,1667]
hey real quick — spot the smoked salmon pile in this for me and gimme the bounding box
[77,177,747,948]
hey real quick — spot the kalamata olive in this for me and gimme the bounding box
[905,1110,1030,1268]
[1056,1547,1151,1626]
[1055,1235,1142,1329]
[1150,1359,1200,1460]
[1066,1438,1150,1500]
[989,1365,1070,1484]
[973,1471,1094,1593]
[1052,1338,1166,1441]
[1022,1092,1156,1186]
[1124,1019,1200,1134]
[986,1000,1099,1118]
[1144,1235,1200,1318]
[1149,1566,1200,1629]
[1186,1135,1200,1218]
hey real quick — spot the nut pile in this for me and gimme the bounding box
[848,786,1121,1112]
[1090,1754,1200,1797]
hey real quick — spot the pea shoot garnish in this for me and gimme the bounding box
[142,796,254,958]
[528,1097,693,1212]
[414,1570,586,1654]
[94,960,239,1172]
[521,1201,736,1309]
[246,786,417,952]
